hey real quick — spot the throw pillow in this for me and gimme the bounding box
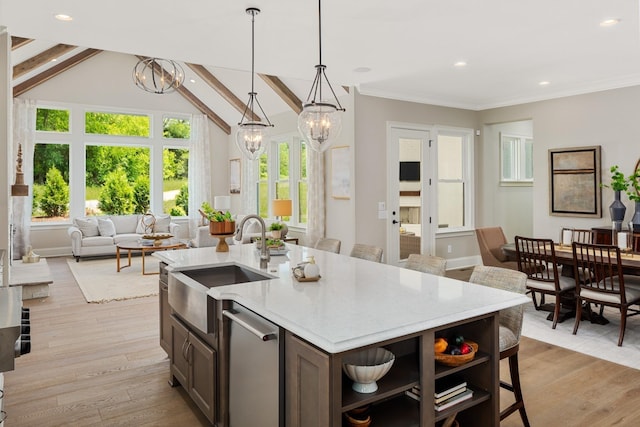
[75,217,99,237]
[98,218,116,237]
[153,214,171,233]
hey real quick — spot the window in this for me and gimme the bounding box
[32,103,191,224]
[500,133,533,185]
[256,135,307,227]
[436,129,474,232]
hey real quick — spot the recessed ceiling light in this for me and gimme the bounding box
[189,78,196,84]
[353,67,371,73]
[454,61,467,67]
[600,18,620,27]
[54,14,73,22]
[539,81,550,86]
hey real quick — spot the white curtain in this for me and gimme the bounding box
[305,149,325,247]
[12,98,36,259]
[188,114,212,240]
[241,156,257,215]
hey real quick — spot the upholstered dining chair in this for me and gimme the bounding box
[404,254,447,276]
[314,238,341,254]
[571,242,640,346]
[350,243,383,263]
[469,265,530,427]
[474,227,518,270]
[514,236,575,329]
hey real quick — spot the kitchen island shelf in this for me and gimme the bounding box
[434,351,490,379]
[341,353,419,411]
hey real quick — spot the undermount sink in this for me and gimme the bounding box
[168,264,274,335]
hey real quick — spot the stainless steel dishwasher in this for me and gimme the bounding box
[224,302,282,427]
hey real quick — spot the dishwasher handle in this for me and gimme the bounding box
[223,309,277,342]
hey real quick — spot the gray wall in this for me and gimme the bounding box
[477,86,640,240]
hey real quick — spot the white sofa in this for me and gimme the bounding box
[67,214,182,261]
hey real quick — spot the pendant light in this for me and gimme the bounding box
[132,57,185,94]
[236,7,274,160]
[298,0,345,153]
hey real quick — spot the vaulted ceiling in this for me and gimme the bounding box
[3,1,640,134]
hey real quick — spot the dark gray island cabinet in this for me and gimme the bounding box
[285,312,498,427]
[154,244,527,427]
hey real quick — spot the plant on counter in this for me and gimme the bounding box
[200,201,232,222]
[269,222,284,231]
[266,238,284,248]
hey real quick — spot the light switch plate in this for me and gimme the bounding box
[378,202,386,211]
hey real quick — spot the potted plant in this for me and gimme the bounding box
[603,165,629,224]
[626,169,640,231]
[269,222,284,239]
[201,202,235,235]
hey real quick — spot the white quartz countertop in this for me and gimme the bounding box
[155,244,529,353]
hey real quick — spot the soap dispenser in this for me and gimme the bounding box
[303,256,320,279]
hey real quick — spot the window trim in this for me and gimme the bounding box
[500,132,533,186]
[434,126,475,235]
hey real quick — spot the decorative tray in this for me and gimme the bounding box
[269,247,289,256]
[434,341,478,367]
[142,233,173,240]
[293,275,321,282]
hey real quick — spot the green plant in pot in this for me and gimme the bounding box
[603,165,629,225]
[269,222,284,239]
[626,169,640,231]
[201,202,235,234]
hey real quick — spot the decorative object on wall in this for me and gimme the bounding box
[235,7,273,160]
[298,0,345,153]
[229,158,241,194]
[549,146,601,218]
[132,57,185,94]
[11,143,29,196]
[331,145,350,199]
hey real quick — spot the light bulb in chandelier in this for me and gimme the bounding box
[298,102,343,152]
[236,122,270,160]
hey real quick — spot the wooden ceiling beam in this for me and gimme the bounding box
[13,44,78,79]
[259,74,302,114]
[11,37,33,50]
[175,84,231,134]
[13,48,102,97]
[186,63,260,122]
[136,57,230,134]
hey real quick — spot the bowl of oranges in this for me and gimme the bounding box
[434,335,478,367]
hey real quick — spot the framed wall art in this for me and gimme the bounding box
[331,145,351,199]
[548,145,601,217]
[229,158,241,194]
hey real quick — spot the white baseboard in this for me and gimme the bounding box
[29,247,72,258]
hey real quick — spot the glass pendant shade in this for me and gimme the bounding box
[236,121,269,160]
[298,101,343,152]
[236,7,273,160]
[132,57,184,94]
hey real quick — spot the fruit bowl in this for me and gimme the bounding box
[435,341,479,367]
[342,348,395,393]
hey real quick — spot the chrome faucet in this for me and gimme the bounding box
[235,214,270,269]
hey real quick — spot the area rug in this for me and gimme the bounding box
[521,299,640,370]
[67,257,159,303]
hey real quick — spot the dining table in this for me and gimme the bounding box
[501,241,640,325]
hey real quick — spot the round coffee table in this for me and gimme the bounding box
[116,239,187,275]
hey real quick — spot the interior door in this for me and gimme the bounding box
[387,126,431,265]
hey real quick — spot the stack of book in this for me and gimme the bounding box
[405,376,473,412]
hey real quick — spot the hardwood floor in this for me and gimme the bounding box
[3,257,209,427]
[4,258,640,426]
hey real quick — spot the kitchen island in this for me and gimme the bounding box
[155,243,529,427]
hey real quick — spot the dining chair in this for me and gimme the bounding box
[314,238,341,254]
[350,243,383,263]
[474,227,518,270]
[404,254,446,276]
[514,236,575,329]
[572,229,594,244]
[571,242,640,346]
[469,265,530,427]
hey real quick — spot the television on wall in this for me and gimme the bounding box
[400,161,420,181]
